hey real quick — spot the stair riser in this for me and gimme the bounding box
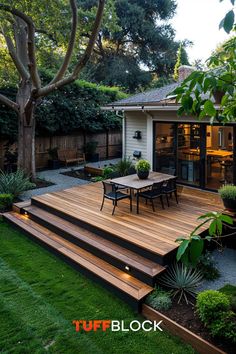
[25,209,155,286]
[31,198,165,265]
[4,215,142,312]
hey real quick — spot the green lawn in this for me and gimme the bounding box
[0,221,194,354]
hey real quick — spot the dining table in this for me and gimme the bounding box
[111,171,176,214]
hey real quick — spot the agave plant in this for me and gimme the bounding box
[160,263,203,305]
[0,169,35,198]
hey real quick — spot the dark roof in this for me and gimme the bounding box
[107,82,179,106]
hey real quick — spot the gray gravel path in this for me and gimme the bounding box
[197,248,236,292]
[20,158,120,200]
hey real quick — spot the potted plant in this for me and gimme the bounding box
[85,141,99,162]
[219,184,236,212]
[47,147,60,169]
[135,159,151,179]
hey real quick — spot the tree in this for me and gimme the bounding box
[78,0,190,92]
[173,43,183,81]
[0,0,105,179]
[173,0,236,123]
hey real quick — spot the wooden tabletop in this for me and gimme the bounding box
[186,149,233,158]
[112,172,175,190]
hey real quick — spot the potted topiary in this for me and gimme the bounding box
[219,184,236,212]
[85,141,99,162]
[135,159,151,179]
[47,147,60,169]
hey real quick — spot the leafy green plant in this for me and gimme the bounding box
[47,147,58,160]
[197,290,230,324]
[0,170,36,197]
[135,159,151,172]
[115,158,134,177]
[176,211,233,267]
[198,251,220,281]
[0,193,14,211]
[146,287,172,311]
[196,290,236,343]
[160,263,203,305]
[220,284,236,311]
[103,166,114,179]
[219,184,236,199]
[85,141,98,155]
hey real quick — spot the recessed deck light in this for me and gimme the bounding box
[125,265,130,271]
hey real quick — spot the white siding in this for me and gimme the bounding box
[124,112,148,160]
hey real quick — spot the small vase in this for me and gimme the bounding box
[137,170,149,179]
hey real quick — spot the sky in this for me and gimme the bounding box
[171,0,233,64]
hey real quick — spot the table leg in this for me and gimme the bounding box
[136,191,139,214]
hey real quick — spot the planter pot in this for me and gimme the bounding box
[137,170,149,179]
[48,159,61,170]
[85,153,99,163]
[222,198,236,212]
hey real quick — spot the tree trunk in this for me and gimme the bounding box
[17,113,36,180]
[16,80,36,180]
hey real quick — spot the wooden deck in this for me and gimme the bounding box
[4,182,223,309]
[31,183,223,260]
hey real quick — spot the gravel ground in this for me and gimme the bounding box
[20,158,120,200]
[197,248,236,292]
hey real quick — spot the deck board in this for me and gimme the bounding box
[32,183,223,258]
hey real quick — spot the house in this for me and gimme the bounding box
[103,66,236,191]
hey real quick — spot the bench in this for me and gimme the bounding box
[58,149,86,167]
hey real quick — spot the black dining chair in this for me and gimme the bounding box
[100,181,132,215]
[162,177,178,207]
[138,181,165,212]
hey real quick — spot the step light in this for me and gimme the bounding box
[125,265,130,272]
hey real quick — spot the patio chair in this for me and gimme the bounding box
[162,177,178,207]
[138,182,165,212]
[100,181,132,215]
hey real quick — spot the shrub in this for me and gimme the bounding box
[160,263,203,304]
[218,184,236,200]
[196,290,230,325]
[0,170,36,197]
[135,159,151,172]
[103,166,114,179]
[0,193,14,211]
[198,251,220,280]
[115,158,134,177]
[146,288,172,311]
[196,290,236,343]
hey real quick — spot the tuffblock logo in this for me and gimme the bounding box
[72,320,163,332]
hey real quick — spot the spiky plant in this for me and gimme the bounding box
[160,263,203,305]
[0,170,35,198]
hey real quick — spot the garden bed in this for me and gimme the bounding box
[33,178,55,189]
[61,168,100,181]
[144,296,235,354]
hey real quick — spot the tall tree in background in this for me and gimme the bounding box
[0,0,105,178]
[78,0,190,92]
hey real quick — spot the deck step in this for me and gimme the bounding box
[22,205,165,285]
[4,212,153,307]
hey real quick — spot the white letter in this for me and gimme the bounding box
[153,320,163,332]
[121,321,129,332]
[142,320,153,332]
[130,320,141,332]
[111,320,120,332]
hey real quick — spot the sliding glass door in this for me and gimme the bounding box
[177,124,201,187]
[153,122,235,190]
[205,125,233,189]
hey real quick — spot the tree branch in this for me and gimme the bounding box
[0,3,41,89]
[37,0,105,97]
[50,0,78,85]
[1,26,29,80]
[0,93,19,112]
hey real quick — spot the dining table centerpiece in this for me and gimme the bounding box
[135,159,151,179]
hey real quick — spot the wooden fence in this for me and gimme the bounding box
[0,129,122,170]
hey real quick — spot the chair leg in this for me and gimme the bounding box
[166,194,170,207]
[100,197,105,211]
[160,195,165,209]
[151,199,155,212]
[130,195,132,212]
[112,202,116,215]
[174,190,179,204]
